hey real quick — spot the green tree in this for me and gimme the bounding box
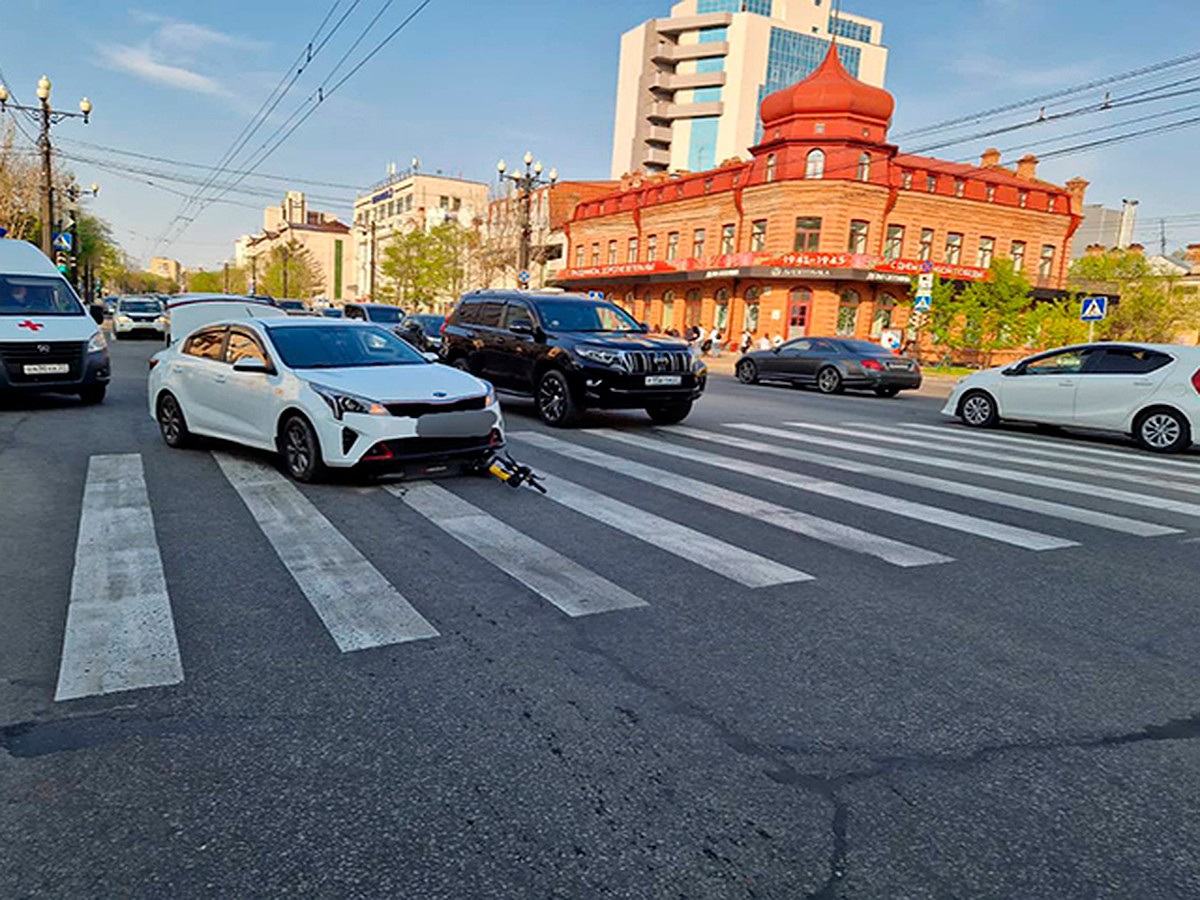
[260,240,323,299]
[1070,249,1200,342]
[955,259,1033,365]
[187,267,247,294]
[380,223,470,311]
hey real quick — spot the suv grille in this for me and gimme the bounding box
[0,340,85,383]
[622,350,692,375]
[385,394,488,418]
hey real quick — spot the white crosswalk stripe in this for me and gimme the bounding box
[664,424,1179,538]
[784,422,1200,520]
[516,431,953,567]
[531,470,813,588]
[585,429,1076,552]
[886,422,1200,482]
[387,482,649,616]
[826,421,1200,495]
[55,454,183,702]
[215,453,440,651]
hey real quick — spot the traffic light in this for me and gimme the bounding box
[55,251,68,274]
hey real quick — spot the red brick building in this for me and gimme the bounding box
[558,45,1088,348]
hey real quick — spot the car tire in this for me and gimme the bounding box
[736,359,759,384]
[959,390,999,428]
[646,400,693,425]
[1134,407,1191,454]
[816,367,844,395]
[536,369,578,427]
[279,414,326,482]
[157,392,190,447]
[874,387,900,398]
[79,385,107,405]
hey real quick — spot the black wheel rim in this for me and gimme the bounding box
[160,398,181,442]
[286,422,312,475]
[539,376,565,421]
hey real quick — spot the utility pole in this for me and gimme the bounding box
[250,256,258,294]
[1161,219,1168,257]
[223,261,230,294]
[496,152,557,286]
[369,221,377,299]
[281,246,290,299]
[0,77,92,257]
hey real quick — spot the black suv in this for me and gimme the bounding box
[442,290,706,426]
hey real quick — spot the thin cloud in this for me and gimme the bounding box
[130,11,265,51]
[98,43,231,97]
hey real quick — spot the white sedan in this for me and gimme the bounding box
[942,342,1200,453]
[149,308,504,481]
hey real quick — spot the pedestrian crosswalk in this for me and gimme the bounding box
[38,416,1200,703]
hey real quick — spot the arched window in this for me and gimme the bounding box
[714,287,730,330]
[765,154,777,183]
[662,290,676,331]
[805,149,825,180]
[623,291,636,319]
[837,289,861,336]
[871,293,896,337]
[685,289,702,329]
[743,286,762,333]
[643,292,654,328]
[857,153,871,182]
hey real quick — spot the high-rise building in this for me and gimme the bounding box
[1073,200,1138,258]
[610,0,887,178]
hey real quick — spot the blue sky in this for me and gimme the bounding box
[3,0,1199,268]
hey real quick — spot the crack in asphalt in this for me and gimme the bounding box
[569,626,1200,900]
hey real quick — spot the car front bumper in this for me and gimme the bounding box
[317,401,506,469]
[0,347,110,395]
[114,319,167,335]
[571,366,707,409]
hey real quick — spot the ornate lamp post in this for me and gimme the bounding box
[0,76,93,256]
[497,151,557,281]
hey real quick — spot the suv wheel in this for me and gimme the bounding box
[280,414,326,482]
[536,369,578,427]
[646,400,693,425]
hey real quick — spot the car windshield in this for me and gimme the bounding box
[407,315,444,332]
[119,300,162,314]
[267,324,425,369]
[534,299,641,333]
[321,308,344,318]
[366,306,404,323]
[0,275,83,317]
[839,339,895,356]
[278,300,305,310]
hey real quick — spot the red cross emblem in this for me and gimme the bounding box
[17,320,44,332]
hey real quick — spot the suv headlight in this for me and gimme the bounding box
[116,315,132,324]
[87,331,108,353]
[310,383,388,420]
[575,346,623,368]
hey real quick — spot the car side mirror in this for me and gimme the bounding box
[509,320,534,335]
[232,357,274,375]
[639,322,650,333]
[89,304,105,325]
[1002,365,1023,376]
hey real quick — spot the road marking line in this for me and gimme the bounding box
[533,469,812,587]
[839,421,1200,494]
[387,482,649,617]
[703,424,1179,538]
[514,431,952,568]
[214,453,439,651]
[786,423,1200,520]
[55,454,183,702]
[884,422,1200,481]
[892,421,1200,474]
[589,429,1075,552]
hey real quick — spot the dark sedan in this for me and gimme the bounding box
[736,337,922,397]
[397,313,445,354]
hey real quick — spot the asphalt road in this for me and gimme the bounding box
[4,338,1200,899]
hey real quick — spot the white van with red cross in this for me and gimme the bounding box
[0,239,110,403]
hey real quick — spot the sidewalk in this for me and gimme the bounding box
[700,352,959,398]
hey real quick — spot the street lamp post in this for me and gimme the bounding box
[497,151,557,284]
[0,76,93,257]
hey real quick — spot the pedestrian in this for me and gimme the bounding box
[708,325,722,358]
[740,330,753,355]
[772,334,783,349]
[757,334,771,351]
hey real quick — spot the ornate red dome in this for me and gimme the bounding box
[760,43,895,126]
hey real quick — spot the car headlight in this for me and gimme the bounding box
[116,315,132,324]
[87,331,108,353]
[575,346,623,367]
[483,382,496,407]
[309,383,388,420]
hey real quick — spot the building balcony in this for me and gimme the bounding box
[652,71,727,92]
[645,124,672,144]
[666,101,724,119]
[641,147,671,168]
[646,100,673,122]
[654,12,732,35]
[651,41,728,63]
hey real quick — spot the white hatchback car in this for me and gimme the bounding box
[942,343,1200,453]
[149,301,504,481]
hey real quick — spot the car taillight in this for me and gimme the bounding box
[861,358,884,372]
[1192,368,1200,394]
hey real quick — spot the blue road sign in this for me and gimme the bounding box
[517,270,531,284]
[52,232,73,252]
[587,290,606,300]
[913,295,932,312]
[920,260,934,274]
[1080,296,1108,322]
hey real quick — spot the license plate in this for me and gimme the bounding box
[645,375,682,387]
[887,362,909,370]
[23,364,69,375]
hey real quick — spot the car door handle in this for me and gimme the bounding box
[1133,380,1154,386]
[213,373,228,383]
[1058,380,1075,386]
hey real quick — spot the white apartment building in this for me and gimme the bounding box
[610,0,888,178]
[352,164,488,299]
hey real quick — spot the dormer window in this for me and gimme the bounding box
[954,179,965,198]
[901,171,913,190]
[766,154,777,183]
[805,149,826,180]
[926,175,938,193]
[1048,195,1057,212]
[1019,190,1029,208]
[857,153,871,182]
[986,184,996,202]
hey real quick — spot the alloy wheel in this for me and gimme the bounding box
[538,375,566,422]
[160,399,180,443]
[286,421,313,477]
[962,395,994,427]
[737,360,757,384]
[817,368,841,394]
[1141,413,1182,450]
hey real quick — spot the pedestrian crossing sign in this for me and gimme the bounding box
[913,295,932,312]
[1080,296,1108,322]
